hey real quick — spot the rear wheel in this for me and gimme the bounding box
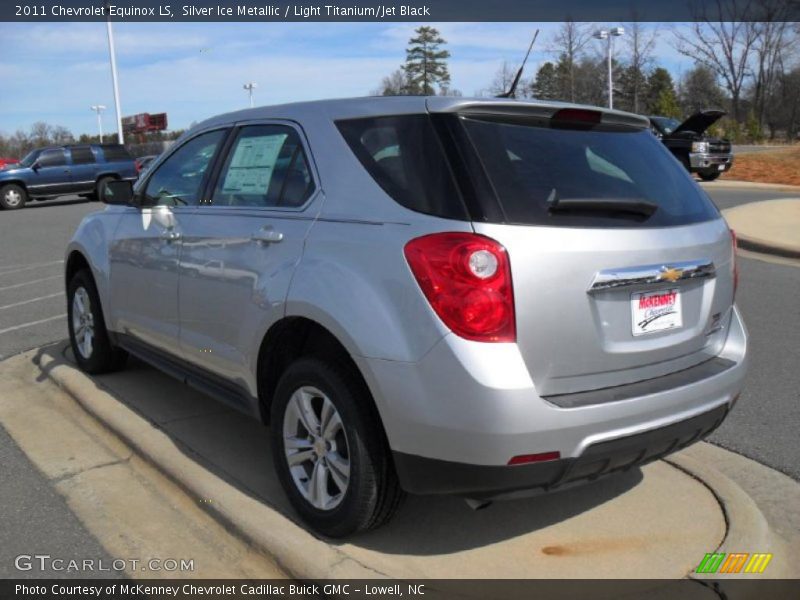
[270,357,404,537]
[67,269,128,374]
[0,183,27,210]
[95,176,116,202]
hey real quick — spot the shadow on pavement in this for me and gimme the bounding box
[32,342,644,556]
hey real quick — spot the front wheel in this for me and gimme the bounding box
[67,269,128,374]
[270,357,404,537]
[0,183,27,210]
[699,170,722,181]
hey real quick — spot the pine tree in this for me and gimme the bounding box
[531,62,560,99]
[402,26,451,95]
[646,68,680,117]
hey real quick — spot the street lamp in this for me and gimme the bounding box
[104,9,124,144]
[243,82,258,108]
[594,26,625,110]
[90,105,106,142]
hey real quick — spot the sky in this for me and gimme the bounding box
[0,22,696,137]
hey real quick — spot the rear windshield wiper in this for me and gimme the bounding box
[546,190,658,218]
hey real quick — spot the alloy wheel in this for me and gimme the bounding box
[71,286,95,359]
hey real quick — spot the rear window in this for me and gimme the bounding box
[336,115,467,219]
[101,145,132,162]
[461,116,719,228]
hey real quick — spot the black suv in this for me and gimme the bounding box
[0,144,137,210]
[649,110,733,181]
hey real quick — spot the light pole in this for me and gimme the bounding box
[243,82,258,108]
[105,13,124,144]
[594,27,625,110]
[90,105,106,142]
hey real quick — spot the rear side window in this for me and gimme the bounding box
[37,149,66,167]
[212,125,314,208]
[70,146,95,165]
[461,117,719,228]
[101,145,132,162]
[336,115,467,219]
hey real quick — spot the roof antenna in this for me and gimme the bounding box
[497,29,540,99]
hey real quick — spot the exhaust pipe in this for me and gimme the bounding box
[464,498,492,511]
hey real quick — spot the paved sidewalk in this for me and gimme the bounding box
[7,342,797,585]
[723,199,800,259]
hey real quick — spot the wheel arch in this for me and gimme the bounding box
[255,316,384,433]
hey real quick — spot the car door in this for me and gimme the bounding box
[177,122,320,389]
[28,148,71,196]
[67,146,98,194]
[108,128,229,355]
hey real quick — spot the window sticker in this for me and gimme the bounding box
[222,134,287,194]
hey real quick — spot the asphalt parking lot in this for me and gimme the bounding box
[0,188,798,480]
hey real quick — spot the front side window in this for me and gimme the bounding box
[37,149,66,167]
[212,125,314,208]
[142,130,226,207]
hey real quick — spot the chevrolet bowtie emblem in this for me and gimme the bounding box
[658,267,683,283]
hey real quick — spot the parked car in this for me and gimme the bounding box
[65,97,747,537]
[0,157,19,169]
[0,143,137,210]
[649,110,733,181]
[134,154,159,177]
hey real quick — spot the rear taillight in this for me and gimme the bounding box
[134,160,142,174]
[404,232,516,343]
[730,229,739,298]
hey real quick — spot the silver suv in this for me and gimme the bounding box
[65,97,747,537]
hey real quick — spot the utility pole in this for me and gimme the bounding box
[243,82,258,108]
[105,12,124,144]
[90,105,106,142]
[594,27,625,110]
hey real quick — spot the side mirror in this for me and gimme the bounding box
[31,161,40,171]
[103,179,135,205]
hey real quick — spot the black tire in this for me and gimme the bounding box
[95,176,116,202]
[0,183,27,210]
[67,269,128,374]
[270,357,404,537]
[699,171,722,181]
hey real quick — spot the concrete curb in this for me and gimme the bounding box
[34,349,383,580]
[33,347,795,581]
[706,179,800,192]
[723,200,800,260]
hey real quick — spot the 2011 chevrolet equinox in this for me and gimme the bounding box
[65,97,748,537]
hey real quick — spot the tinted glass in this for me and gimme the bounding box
[70,146,95,165]
[212,125,314,208]
[462,117,719,228]
[37,149,66,167]
[651,117,681,135]
[101,145,132,161]
[143,130,226,207]
[19,150,39,168]
[336,115,466,219]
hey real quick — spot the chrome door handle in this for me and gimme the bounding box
[160,230,182,242]
[251,228,284,244]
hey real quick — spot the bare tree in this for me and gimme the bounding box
[372,69,410,96]
[622,21,658,113]
[549,20,593,102]
[672,2,761,121]
[751,1,795,129]
[486,61,518,96]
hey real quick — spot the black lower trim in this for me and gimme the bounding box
[116,333,254,415]
[543,357,736,408]
[393,404,729,498]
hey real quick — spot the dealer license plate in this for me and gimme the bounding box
[631,288,682,336]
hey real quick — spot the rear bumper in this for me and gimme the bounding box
[359,306,747,496]
[689,152,733,171]
[394,403,728,498]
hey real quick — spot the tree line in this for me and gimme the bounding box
[0,123,185,160]
[376,12,800,142]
